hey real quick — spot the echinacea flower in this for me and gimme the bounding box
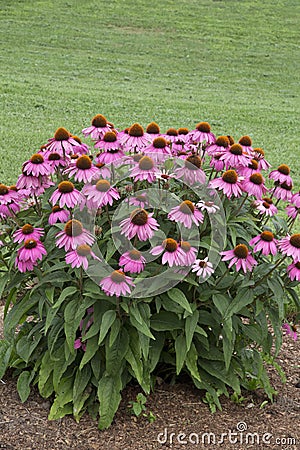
[56,219,95,251]
[127,193,149,209]
[46,152,68,170]
[196,200,220,214]
[74,337,86,352]
[282,323,297,341]
[144,137,171,163]
[278,234,300,261]
[269,164,293,186]
[82,114,112,140]
[286,204,299,219]
[146,121,161,139]
[221,244,257,273]
[150,238,185,267]
[210,170,243,198]
[179,241,197,265]
[164,128,179,144]
[168,200,204,229]
[0,184,20,205]
[130,156,159,183]
[249,231,277,256]
[188,122,216,144]
[120,208,159,241]
[119,249,146,273]
[94,131,125,163]
[242,173,268,199]
[15,239,47,273]
[82,179,120,208]
[99,269,135,297]
[191,257,214,279]
[287,261,300,282]
[48,206,70,225]
[65,244,99,270]
[175,155,206,185]
[120,123,149,152]
[209,153,225,172]
[272,182,293,202]
[291,191,300,208]
[206,136,230,156]
[252,148,271,171]
[219,143,251,168]
[238,135,253,155]
[50,181,85,209]
[13,224,44,243]
[23,153,53,177]
[253,197,278,216]
[238,159,260,177]
[45,127,82,156]
[64,155,99,183]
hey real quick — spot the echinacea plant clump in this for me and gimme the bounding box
[0,115,299,429]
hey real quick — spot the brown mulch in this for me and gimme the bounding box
[0,305,299,450]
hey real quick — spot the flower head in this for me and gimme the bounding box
[282,323,297,341]
[278,234,300,261]
[242,173,267,199]
[23,154,53,177]
[249,231,277,256]
[82,180,120,208]
[50,181,85,209]
[189,122,216,144]
[82,114,112,140]
[269,165,293,186]
[56,219,94,251]
[150,238,185,267]
[191,257,214,279]
[119,249,146,273]
[100,270,135,297]
[65,244,99,270]
[48,206,70,225]
[130,156,159,183]
[15,239,47,273]
[168,200,204,229]
[13,224,44,243]
[221,244,257,273]
[210,170,243,198]
[120,209,159,241]
[64,155,99,183]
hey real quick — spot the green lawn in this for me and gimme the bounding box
[0,0,299,185]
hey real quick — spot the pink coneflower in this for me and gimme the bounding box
[221,244,257,273]
[13,224,44,243]
[189,122,216,144]
[130,156,159,183]
[150,238,185,267]
[127,193,149,209]
[271,182,293,202]
[99,269,135,297]
[56,219,94,251]
[46,152,68,170]
[119,249,146,273]
[164,128,179,144]
[146,121,161,140]
[196,200,220,214]
[242,173,267,199]
[238,159,260,177]
[64,155,99,183]
[220,143,251,168]
[0,202,21,219]
[287,261,300,282]
[50,181,85,209]
[191,257,214,279]
[282,323,297,341]
[179,241,197,265]
[23,154,53,177]
[207,136,230,156]
[95,130,122,151]
[175,155,206,186]
[286,204,299,219]
[0,184,20,205]
[15,238,47,273]
[249,231,277,256]
[93,162,111,180]
[74,337,86,352]
[252,148,271,170]
[120,208,159,241]
[16,170,46,191]
[48,206,70,225]
[65,244,99,270]
[120,123,149,152]
[144,137,172,163]
[210,170,243,198]
[269,164,293,186]
[45,127,82,156]
[291,192,300,208]
[278,234,300,261]
[238,136,253,155]
[82,179,120,208]
[209,153,225,172]
[253,197,278,216]
[82,114,113,140]
[168,200,204,229]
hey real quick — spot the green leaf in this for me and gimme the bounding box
[185,310,199,351]
[185,343,201,382]
[4,292,38,337]
[79,335,99,370]
[106,329,129,376]
[151,311,183,331]
[48,376,74,420]
[0,340,12,379]
[109,318,121,347]
[175,334,187,375]
[73,365,91,421]
[17,371,34,403]
[212,294,230,318]
[130,307,155,340]
[52,286,78,309]
[167,288,192,314]
[223,288,254,320]
[98,373,122,430]
[98,310,116,345]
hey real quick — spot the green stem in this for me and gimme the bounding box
[253,255,288,288]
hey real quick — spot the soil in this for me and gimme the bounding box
[0,304,299,450]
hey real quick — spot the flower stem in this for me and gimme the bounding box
[253,255,288,288]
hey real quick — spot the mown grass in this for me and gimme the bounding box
[0,0,299,185]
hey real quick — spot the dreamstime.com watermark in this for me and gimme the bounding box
[157,422,297,446]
